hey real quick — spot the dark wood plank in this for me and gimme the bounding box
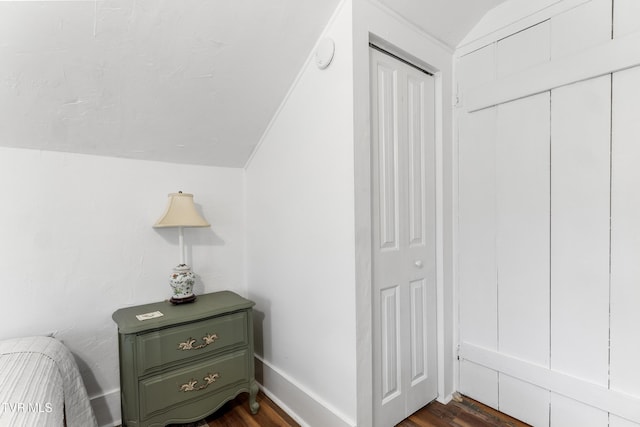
[204,392,300,427]
[402,395,531,427]
[160,392,529,427]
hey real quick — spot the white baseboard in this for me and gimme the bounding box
[254,356,356,427]
[436,392,453,405]
[90,389,121,427]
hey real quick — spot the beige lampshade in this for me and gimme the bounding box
[153,192,210,228]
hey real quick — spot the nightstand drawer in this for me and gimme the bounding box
[139,349,249,418]
[137,311,247,374]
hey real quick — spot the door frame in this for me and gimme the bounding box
[353,12,452,424]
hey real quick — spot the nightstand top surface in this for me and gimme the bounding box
[112,291,254,334]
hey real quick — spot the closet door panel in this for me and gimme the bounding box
[496,93,550,366]
[611,66,640,397]
[496,21,550,78]
[499,374,549,427]
[458,107,497,348]
[550,76,611,385]
[614,0,640,38]
[550,0,611,60]
[459,360,498,409]
[550,393,608,427]
[457,44,496,93]
[610,415,640,427]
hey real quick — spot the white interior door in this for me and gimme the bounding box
[370,47,438,427]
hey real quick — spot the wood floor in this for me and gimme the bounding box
[191,392,531,427]
[199,392,299,427]
[398,395,531,427]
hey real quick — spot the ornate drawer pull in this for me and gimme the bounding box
[178,372,220,392]
[177,333,219,350]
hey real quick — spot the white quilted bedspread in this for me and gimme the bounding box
[0,336,97,427]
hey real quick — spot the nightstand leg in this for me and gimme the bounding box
[249,380,260,414]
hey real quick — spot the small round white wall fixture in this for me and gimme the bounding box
[315,38,335,69]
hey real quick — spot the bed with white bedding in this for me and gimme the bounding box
[0,336,97,427]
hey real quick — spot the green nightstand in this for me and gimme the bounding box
[112,291,259,427]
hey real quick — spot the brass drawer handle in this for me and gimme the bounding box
[177,333,219,350]
[178,372,220,392]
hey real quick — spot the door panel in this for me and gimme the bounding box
[380,285,401,403]
[371,47,438,427]
[377,62,400,252]
[410,279,426,384]
[408,75,426,248]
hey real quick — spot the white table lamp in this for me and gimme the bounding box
[154,191,210,304]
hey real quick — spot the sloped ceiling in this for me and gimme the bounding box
[0,0,340,167]
[0,0,503,168]
[378,0,507,49]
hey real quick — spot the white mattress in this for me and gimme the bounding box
[0,336,97,427]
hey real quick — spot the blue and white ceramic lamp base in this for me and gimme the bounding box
[169,264,197,304]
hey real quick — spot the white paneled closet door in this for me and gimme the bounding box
[370,47,438,427]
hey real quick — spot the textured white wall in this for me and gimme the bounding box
[245,2,357,426]
[0,147,245,426]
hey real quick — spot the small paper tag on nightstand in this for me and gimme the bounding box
[136,311,164,321]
